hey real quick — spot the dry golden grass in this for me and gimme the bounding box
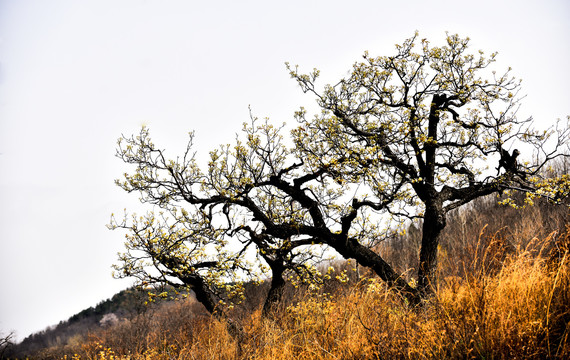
[50,225,569,360]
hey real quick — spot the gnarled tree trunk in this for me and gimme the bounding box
[262,264,286,318]
[417,204,447,295]
[330,235,421,305]
[183,274,242,338]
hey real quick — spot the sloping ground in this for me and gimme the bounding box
[5,287,151,358]
[6,196,569,359]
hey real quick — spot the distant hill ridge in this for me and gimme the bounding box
[9,287,150,357]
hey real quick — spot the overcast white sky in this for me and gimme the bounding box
[0,0,568,341]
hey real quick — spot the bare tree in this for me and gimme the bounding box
[288,32,570,295]
[110,120,342,321]
[0,331,15,358]
[112,33,569,320]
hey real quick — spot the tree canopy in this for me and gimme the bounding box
[110,33,570,319]
[288,32,570,292]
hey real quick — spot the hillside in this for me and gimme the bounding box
[4,287,152,358]
[4,194,569,359]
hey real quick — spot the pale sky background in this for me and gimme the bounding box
[0,0,568,341]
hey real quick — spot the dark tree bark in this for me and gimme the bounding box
[417,204,447,294]
[262,264,286,318]
[181,273,242,338]
[330,235,420,304]
[183,274,220,316]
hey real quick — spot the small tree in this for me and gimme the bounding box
[110,120,343,320]
[288,32,570,294]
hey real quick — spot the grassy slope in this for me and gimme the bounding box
[16,197,570,359]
